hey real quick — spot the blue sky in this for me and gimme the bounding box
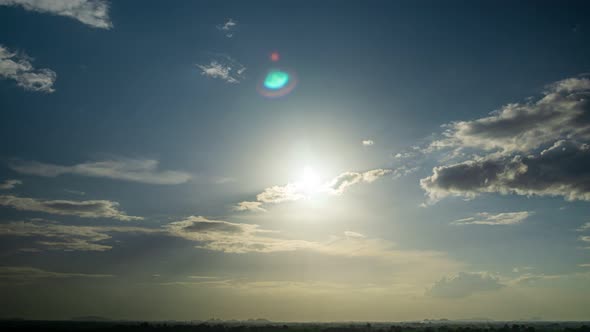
[1,0,590,321]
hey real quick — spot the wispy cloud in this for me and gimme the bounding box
[10,158,191,185]
[0,195,142,221]
[196,55,246,84]
[0,179,21,190]
[0,0,112,29]
[451,211,531,226]
[0,45,56,92]
[234,168,391,212]
[216,18,237,38]
[0,266,112,283]
[0,220,159,251]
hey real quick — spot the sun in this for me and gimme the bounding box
[300,166,321,194]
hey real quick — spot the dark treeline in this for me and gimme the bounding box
[0,321,589,332]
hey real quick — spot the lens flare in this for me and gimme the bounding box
[264,70,289,89]
[258,68,297,98]
[270,52,280,62]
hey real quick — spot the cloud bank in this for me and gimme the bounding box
[451,211,531,226]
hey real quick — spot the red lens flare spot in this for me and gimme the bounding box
[270,52,280,62]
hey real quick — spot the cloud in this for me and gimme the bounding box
[256,183,305,204]
[419,77,590,204]
[0,266,112,283]
[429,77,590,155]
[165,216,316,254]
[10,158,191,185]
[0,179,21,190]
[217,18,237,38]
[235,168,391,211]
[426,272,505,298]
[421,140,590,203]
[579,264,590,268]
[196,55,246,83]
[362,139,374,146]
[163,216,456,277]
[0,195,142,221]
[0,220,158,251]
[0,45,56,92]
[0,0,112,29]
[327,169,391,195]
[451,211,531,226]
[577,222,590,232]
[233,201,266,212]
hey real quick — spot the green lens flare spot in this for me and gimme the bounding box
[264,70,290,89]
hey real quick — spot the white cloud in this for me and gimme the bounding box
[10,158,191,185]
[362,139,374,146]
[196,55,246,84]
[426,272,505,298]
[0,195,142,221]
[0,220,158,251]
[235,168,391,211]
[0,45,56,92]
[0,179,21,190]
[233,201,266,213]
[579,263,590,268]
[327,169,391,195]
[451,211,531,226]
[0,0,112,29]
[217,18,237,38]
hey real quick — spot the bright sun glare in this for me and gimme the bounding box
[300,166,321,194]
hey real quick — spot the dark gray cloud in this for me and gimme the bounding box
[422,140,590,202]
[426,272,505,298]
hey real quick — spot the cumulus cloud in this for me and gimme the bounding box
[362,139,374,146]
[422,140,590,203]
[196,55,246,84]
[235,168,391,212]
[421,77,590,204]
[0,266,112,283]
[451,211,531,226]
[0,195,142,221]
[217,18,237,38]
[0,220,158,251]
[429,77,590,155]
[0,0,112,29]
[10,158,191,185]
[426,272,505,298]
[0,179,21,190]
[0,45,56,92]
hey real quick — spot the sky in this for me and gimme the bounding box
[1,0,590,322]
